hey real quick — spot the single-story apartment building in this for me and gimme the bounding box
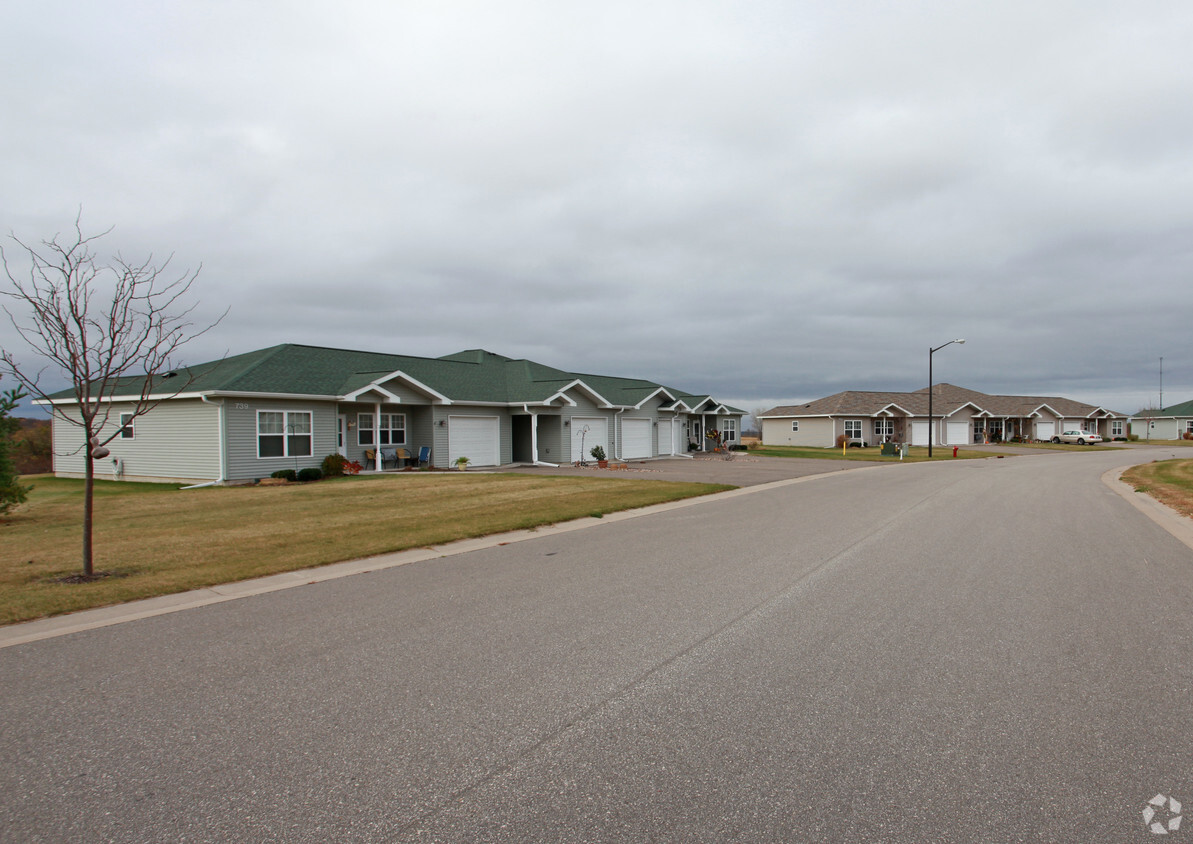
[41,344,744,484]
[760,383,1129,448]
[1132,399,1193,441]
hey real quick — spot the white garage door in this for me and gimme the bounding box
[672,418,685,455]
[945,422,969,445]
[1035,421,1055,441]
[622,418,652,459]
[448,416,499,467]
[570,417,608,463]
[910,421,929,446]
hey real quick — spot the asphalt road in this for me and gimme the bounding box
[2,449,1191,842]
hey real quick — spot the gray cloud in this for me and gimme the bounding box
[3,0,1190,417]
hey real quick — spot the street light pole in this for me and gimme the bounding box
[928,338,966,458]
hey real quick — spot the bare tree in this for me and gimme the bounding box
[1,214,223,577]
[751,406,771,439]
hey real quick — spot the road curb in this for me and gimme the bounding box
[0,467,885,649]
[1102,463,1193,554]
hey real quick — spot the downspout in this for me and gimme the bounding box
[184,396,227,489]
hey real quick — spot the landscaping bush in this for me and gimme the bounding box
[270,469,297,482]
[835,434,848,448]
[321,453,347,477]
[297,467,323,483]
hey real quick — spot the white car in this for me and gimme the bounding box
[1054,429,1102,445]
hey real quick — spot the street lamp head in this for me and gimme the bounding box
[956,339,966,345]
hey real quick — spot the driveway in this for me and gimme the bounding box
[504,453,874,487]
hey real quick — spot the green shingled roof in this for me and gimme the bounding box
[1151,398,1193,417]
[47,344,741,411]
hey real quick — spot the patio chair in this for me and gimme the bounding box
[395,447,411,467]
[363,449,376,469]
[416,446,431,467]
[380,448,398,469]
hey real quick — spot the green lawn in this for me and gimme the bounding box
[0,473,731,625]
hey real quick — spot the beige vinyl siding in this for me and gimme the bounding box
[51,399,220,482]
[225,399,336,481]
[762,416,835,447]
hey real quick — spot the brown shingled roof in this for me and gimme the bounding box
[763,384,1126,419]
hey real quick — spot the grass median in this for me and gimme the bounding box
[1121,459,1193,520]
[0,473,732,626]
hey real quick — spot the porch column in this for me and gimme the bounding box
[530,411,538,463]
[373,401,382,470]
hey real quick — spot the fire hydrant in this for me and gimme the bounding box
[952,445,959,458]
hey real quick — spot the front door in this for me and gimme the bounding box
[336,415,348,457]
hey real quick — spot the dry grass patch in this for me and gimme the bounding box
[1,473,730,625]
[1122,459,1193,520]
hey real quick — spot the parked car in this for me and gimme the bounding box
[1053,429,1103,445]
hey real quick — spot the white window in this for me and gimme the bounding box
[721,419,737,442]
[1186,420,1193,435]
[1111,420,1124,438]
[258,411,312,458]
[357,413,405,446]
[844,420,863,440]
[874,419,894,440]
[791,421,799,432]
[118,412,135,440]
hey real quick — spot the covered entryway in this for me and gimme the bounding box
[671,417,685,455]
[570,417,608,463]
[621,418,652,459]
[448,416,500,467]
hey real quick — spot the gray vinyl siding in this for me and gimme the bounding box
[361,381,433,404]
[561,392,611,463]
[537,414,563,462]
[224,398,336,481]
[405,411,435,464]
[51,400,221,482]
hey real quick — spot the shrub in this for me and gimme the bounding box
[321,453,347,477]
[1184,432,1193,441]
[835,434,848,448]
[590,445,607,462]
[297,467,323,482]
[270,469,297,482]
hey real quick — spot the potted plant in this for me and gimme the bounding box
[590,445,608,468]
[455,455,470,471]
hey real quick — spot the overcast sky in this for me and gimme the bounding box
[3,0,1190,419]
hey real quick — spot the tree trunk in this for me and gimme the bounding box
[83,449,94,577]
